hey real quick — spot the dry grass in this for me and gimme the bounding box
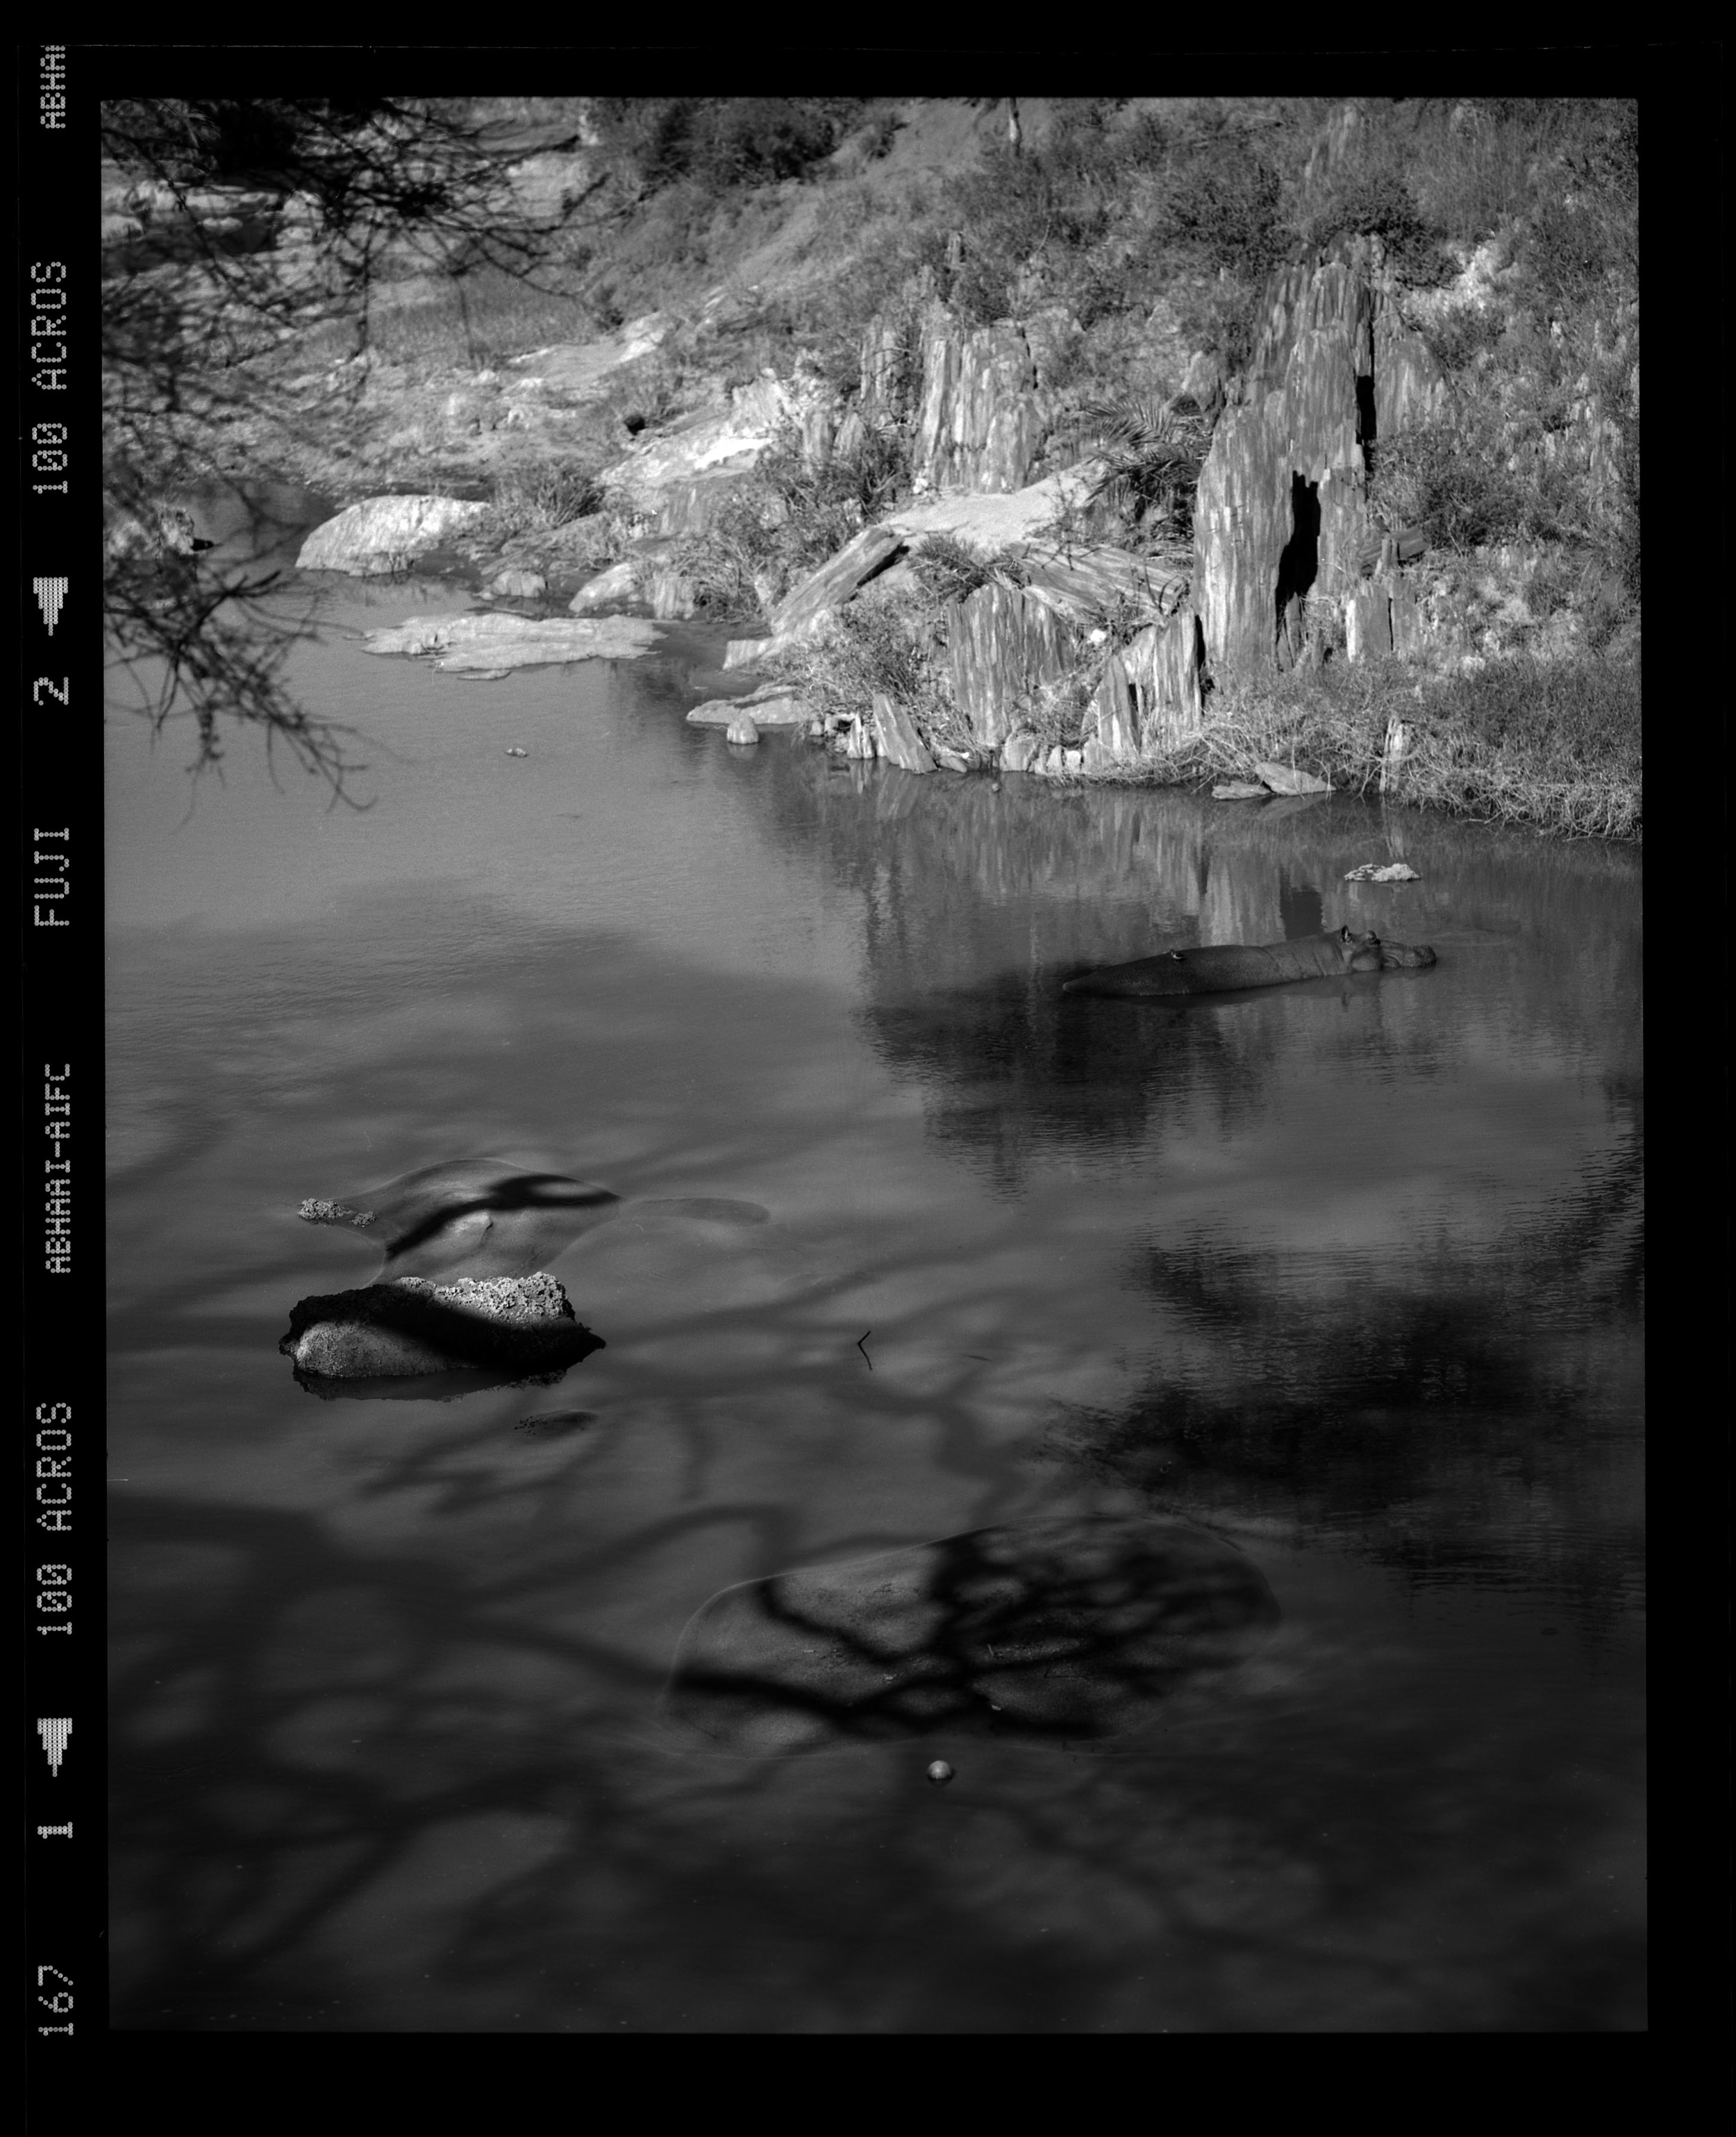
[1129,652,1640,840]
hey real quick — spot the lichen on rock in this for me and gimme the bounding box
[281,1271,600,1382]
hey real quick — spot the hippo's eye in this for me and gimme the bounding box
[1169,950,1187,962]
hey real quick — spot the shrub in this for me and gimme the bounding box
[1154,119,1285,279]
[1069,394,1212,543]
[1421,301,1507,374]
[784,582,962,746]
[1371,406,1528,553]
[1298,167,1446,280]
[670,414,912,621]
[595,98,869,195]
[906,533,1028,604]
[485,460,606,537]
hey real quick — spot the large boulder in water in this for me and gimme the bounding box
[280,1272,602,1382]
[664,1514,1280,1753]
[297,494,492,575]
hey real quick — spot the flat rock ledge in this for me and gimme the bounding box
[663,1514,1280,1754]
[281,1272,599,1381]
[358,610,662,671]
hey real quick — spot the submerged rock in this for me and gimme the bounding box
[664,1514,1280,1753]
[358,610,661,670]
[281,1272,602,1382]
[297,495,492,575]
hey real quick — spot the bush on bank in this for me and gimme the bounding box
[1115,652,1639,841]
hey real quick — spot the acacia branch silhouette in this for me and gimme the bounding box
[102,98,576,797]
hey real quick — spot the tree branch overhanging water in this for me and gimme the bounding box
[103,97,577,798]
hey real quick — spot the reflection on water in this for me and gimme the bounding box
[108,576,1642,2031]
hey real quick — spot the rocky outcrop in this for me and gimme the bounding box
[720,523,907,671]
[567,557,644,613]
[1019,547,1185,631]
[281,1272,599,1382]
[857,311,919,424]
[1089,608,1205,760]
[948,583,1076,751]
[297,494,492,575]
[105,502,212,562]
[1372,303,1449,440]
[685,683,811,727]
[770,524,907,640]
[487,567,547,599]
[640,562,701,619]
[1253,760,1333,796]
[663,1514,1279,1752]
[869,692,936,773]
[1192,250,1448,676]
[650,473,760,536]
[911,313,1044,494]
[601,372,821,533]
[506,313,670,401]
[359,610,661,669]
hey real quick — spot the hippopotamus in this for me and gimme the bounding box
[1062,925,1436,1000]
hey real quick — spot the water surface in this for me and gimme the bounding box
[108,573,1644,2031]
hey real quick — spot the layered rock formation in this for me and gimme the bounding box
[1079,607,1203,766]
[911,314,1044,494]
[1192,247,1449,676]
[947,583,1074,751]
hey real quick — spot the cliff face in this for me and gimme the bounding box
[1193,249,1447,678]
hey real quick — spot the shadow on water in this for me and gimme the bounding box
[107,696,1642,2030]
[664,1516,1281,1751]
[1046,1128,1643,1636]
[112,1443,1642,2031]
[299,1158,624,1279]
[290,1350,603,1405]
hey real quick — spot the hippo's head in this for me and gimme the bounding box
[1378,940,1437,970]
[1337,925,1388,973]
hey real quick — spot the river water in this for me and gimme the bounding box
[107,551,1644,2031]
